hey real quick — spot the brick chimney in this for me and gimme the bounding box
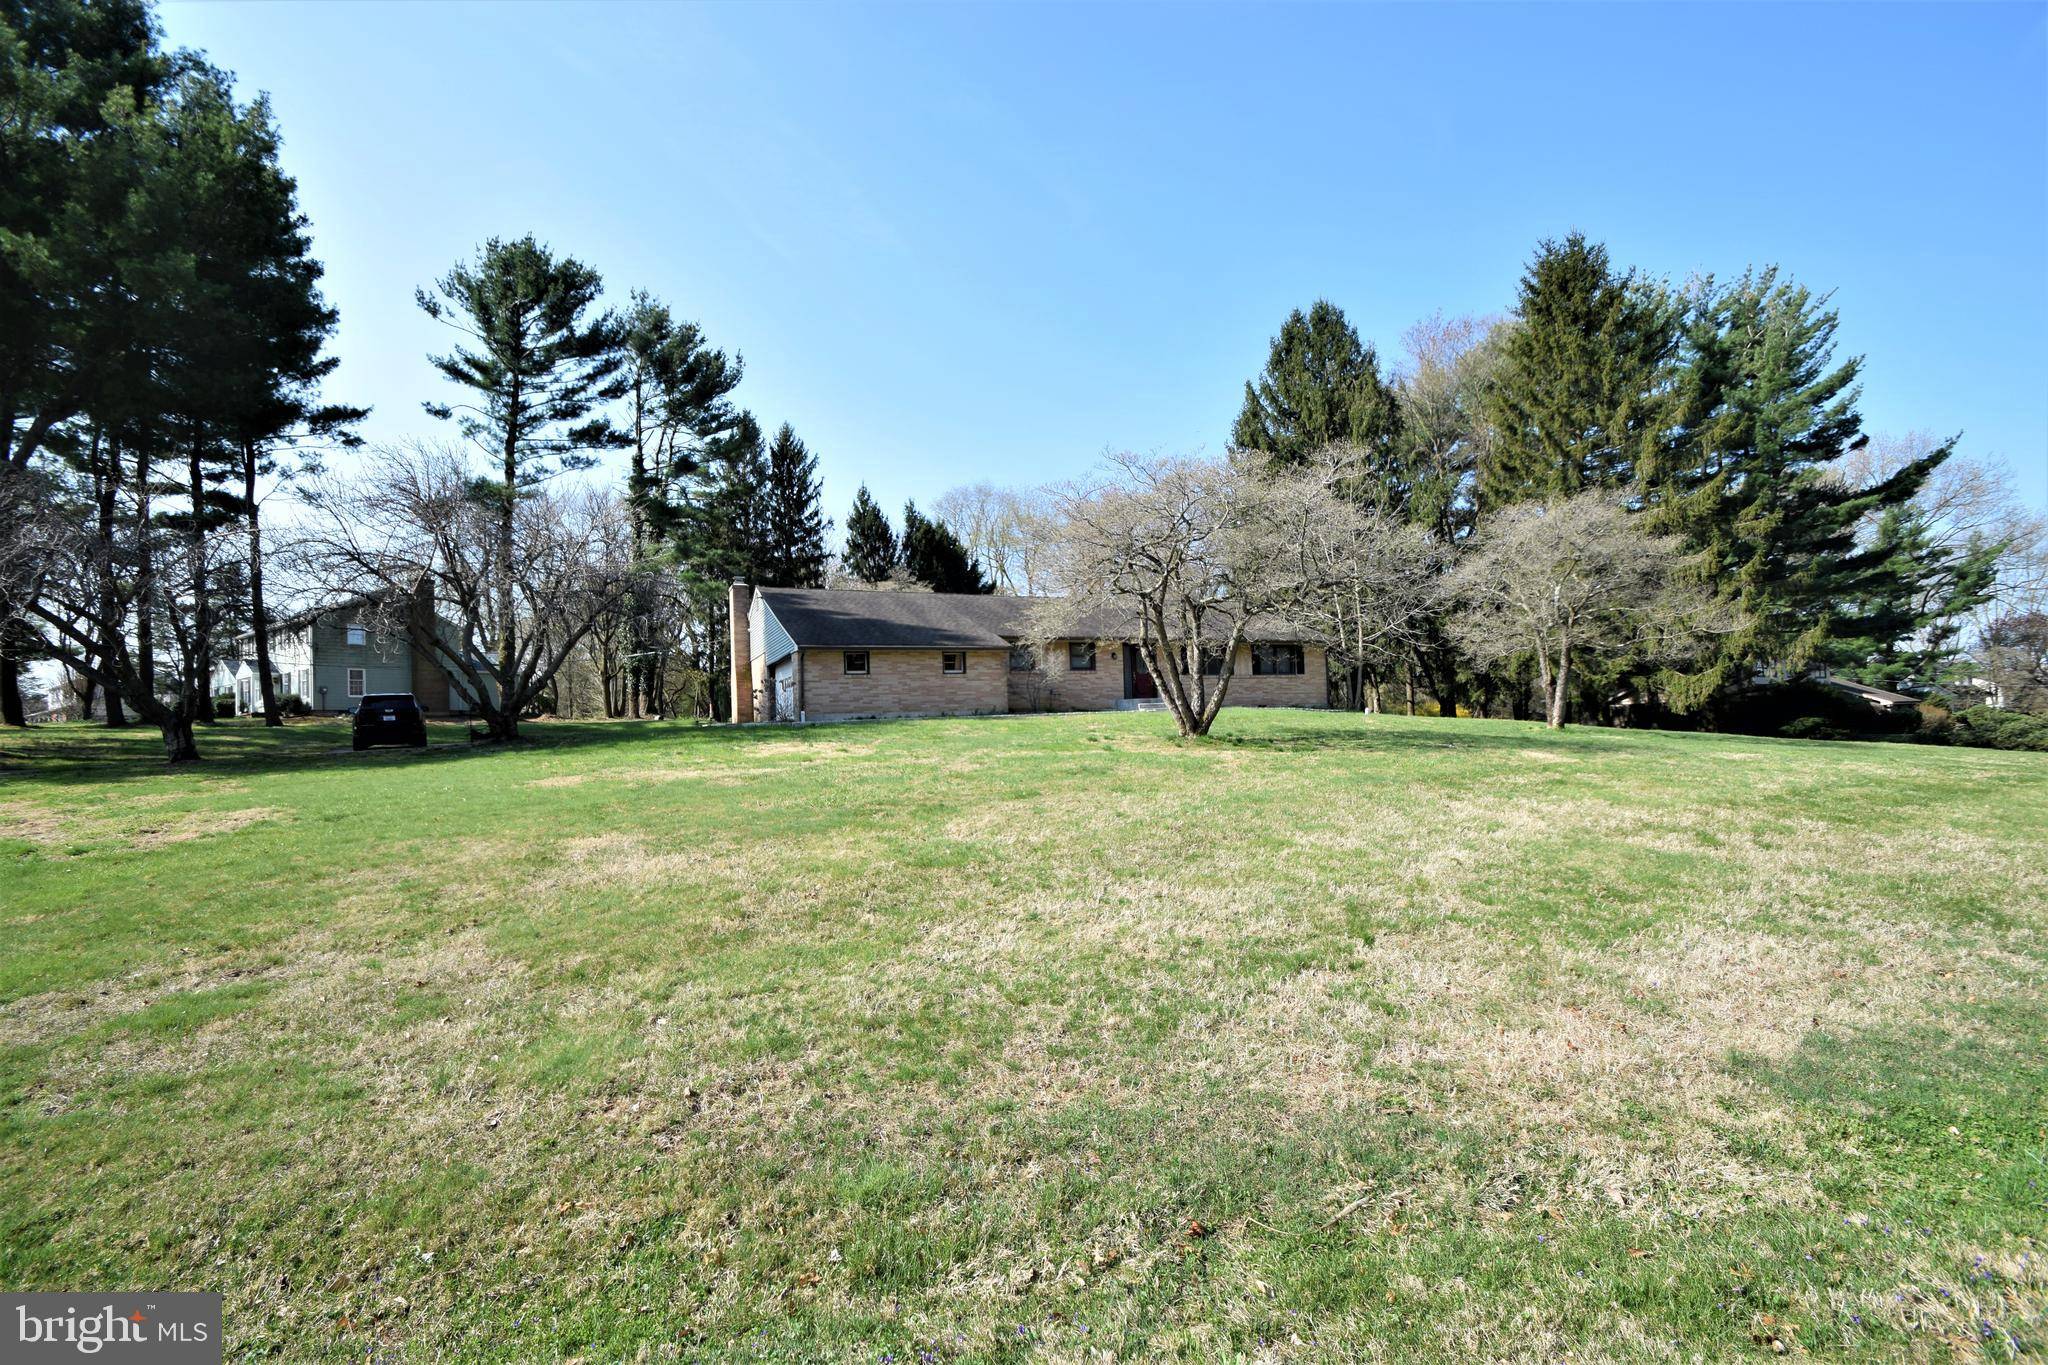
[407,576,451,714]
[729,581,754,723]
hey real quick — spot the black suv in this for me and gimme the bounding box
[351,693,428,751]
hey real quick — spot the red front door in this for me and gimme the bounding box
[1126,646,1158,699]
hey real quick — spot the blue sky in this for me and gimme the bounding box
[160,1,2048,525]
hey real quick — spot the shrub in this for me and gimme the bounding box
[1912,701,1957,745]
[213,693,236,719]
[1951,706,2048,752]
[1717,681,1916,740]
[277,692,313,717]
[1779,715,1847,742]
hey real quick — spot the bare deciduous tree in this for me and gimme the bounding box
[1975,611,2048,714]
[1394,313,1502,542]
[292,441,642,742]
[1254,447,1449,706]
[1449,490,1726,728]
[934,482,1052,594]
[1037,452,1332,737]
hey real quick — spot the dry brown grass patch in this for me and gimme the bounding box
[0,799,284,848]
[128,806,283,847]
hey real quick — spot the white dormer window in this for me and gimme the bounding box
[346,624,367,647]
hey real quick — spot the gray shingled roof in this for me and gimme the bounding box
[756,589,1013,650]
[1817,676,1920,709]
[756,587,1313,650]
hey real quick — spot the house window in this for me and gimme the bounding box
[942,651,966,675]
[1252,643,1304,676]
[346,623,367,647]
[298,668,311,699]
[1067,641,1096,671]
[346,668,366,698]
[1008,645,1036,672]
[843,651,869,676]
[1198,645,1227,677]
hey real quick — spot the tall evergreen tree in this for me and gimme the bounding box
[668,413,768,719]
[1640,269,1948,708]
[179,70,364,727]
[12,48,345,759]
[417,236,626,741]
[619,291,742,550]
[2,0,174,725]
[1818,502,1999,693]
[842,485,897,583]
[761,423,829,587]
[683,414,770,587]
[901,501,993,594]
[1232,300,1404,492]
[1,0,173,472]
[1480,234,1679,509]
[617,292,742,715]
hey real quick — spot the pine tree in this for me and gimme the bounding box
[1480,234,1679,509]
[1640,269,1950,708]
[1,0,172,472]
[684,413,770,586]
[668,414,769,720]
[1,0,172,727]
[183,70,364,728]
[761,423,829,587]
[842,485,897,583]
[616,292,742,715]
[1232,300,1403,494]
[619,291,742,550]
[1826,502,2000,693]
[902,501,993,594]
[417,236,627,741]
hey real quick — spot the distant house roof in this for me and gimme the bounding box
[754,586,1315,654]
[1817,676,1920,710]
[256,590,391,637]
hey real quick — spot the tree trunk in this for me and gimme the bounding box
[1547,644,1571,729]
[244,442,283,727]
[496,426,519,735]
[477,695,520,743]
[628,384,648,721]
[161,714,200,763]
[1428,645,1463,720]
[188,438,214,726]
[1403,664,1415,717]
[0,644,24,727]
[135,453,154,703]
[95,439,130,727]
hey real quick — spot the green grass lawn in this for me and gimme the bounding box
[2,710,2044,1361]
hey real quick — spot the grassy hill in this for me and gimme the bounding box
[2,711,2043,1361]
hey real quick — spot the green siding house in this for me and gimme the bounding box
[213,586,486,716]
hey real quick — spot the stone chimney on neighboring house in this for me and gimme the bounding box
[729,581,754,723]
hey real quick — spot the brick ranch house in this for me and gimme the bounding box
[729,583,1328,723]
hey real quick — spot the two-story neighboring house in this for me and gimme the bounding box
[214,583,486,717]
